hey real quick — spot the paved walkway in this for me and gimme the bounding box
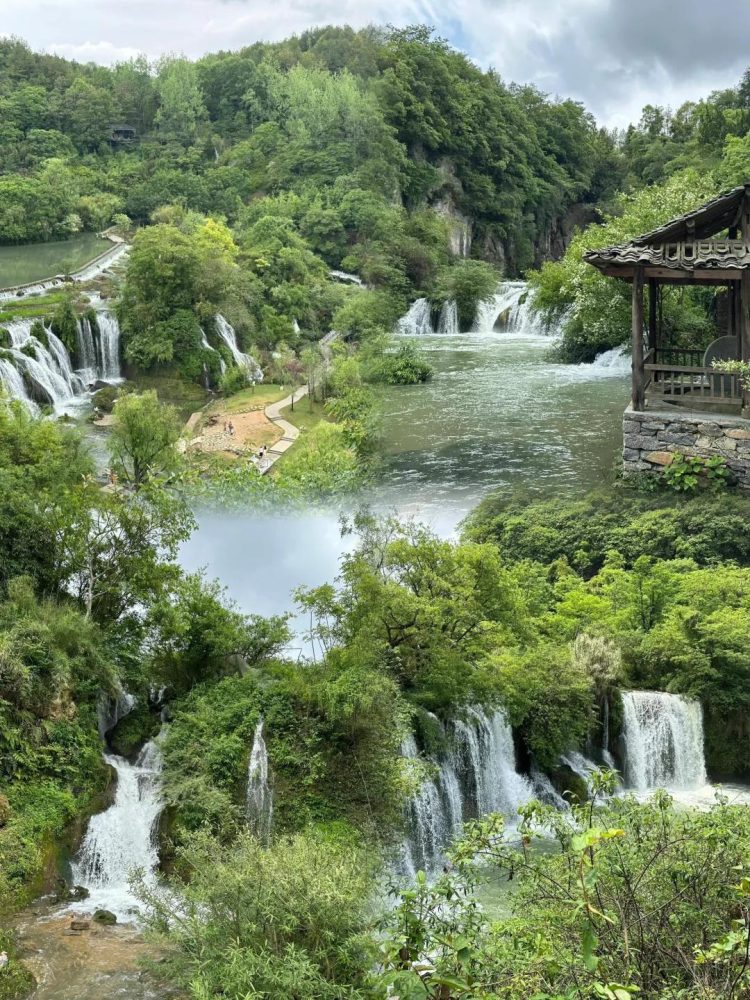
[262,385,309,473]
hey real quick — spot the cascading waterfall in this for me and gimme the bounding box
[586,346,630,374]
[472,281,547,336]
[401,709,532,875]
[437,299,459,336]
[329,269,363,286]
[95,312,121,382]
[215,314,263,381]
[75,317,98,384]
[396,298,435,337]
[201,329,227,376]
[0,357,38,413]
[246,719,273,842]
[70,740,163,921]
[396,298,459,337]
[0,311,122,413]
[621,691,707,792]
[560,750,602,794]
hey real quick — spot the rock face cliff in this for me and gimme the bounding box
[427,169,598,274]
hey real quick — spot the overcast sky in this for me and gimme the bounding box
[1,0,748,128]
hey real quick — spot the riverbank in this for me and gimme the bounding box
[11,905,178,1000]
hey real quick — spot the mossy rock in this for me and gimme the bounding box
[0,328,10,350]
[93,909,117,925]
[0,794,10,827]
[108,703,160,760]
[29,321,48,347]
[92,385,121,414]
[19,343,37,359]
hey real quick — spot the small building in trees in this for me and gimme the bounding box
[108,124,137,145]
[585,184,750,488]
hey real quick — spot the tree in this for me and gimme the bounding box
[109,391,181,488]
[432,260,500,329]
[155,56,208,144]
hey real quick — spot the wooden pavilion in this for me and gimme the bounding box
[585,184,750,414]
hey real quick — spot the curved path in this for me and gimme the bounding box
[262,385,309,473]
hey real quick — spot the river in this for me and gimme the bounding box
[181,288,630,621]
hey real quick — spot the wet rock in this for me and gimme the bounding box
[69,918,90,932]
[70,885,90,901]
[93,909,117,925]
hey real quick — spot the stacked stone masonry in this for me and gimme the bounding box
[623,404,750,490]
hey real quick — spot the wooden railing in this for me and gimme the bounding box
[644,357,743,404]
[653,346,705,368]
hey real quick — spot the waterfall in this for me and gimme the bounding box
[76,317,98,383]
[0,358,38,414]
[96,312,121,382]
[396,298,434,337]
[473,281,547,336]
[0,312,122,413]
[621,691,707,792]
[201,329,226,375]
[329,269,363,286]
[246,720,273,842]
[70,741,163,922]
[215,314,263,381]
[583,346,630,375]
[97,690,136,740]
[560,750,602,794]
[437,300,459,336]
[402,708,531,875]
[395,298,459,336]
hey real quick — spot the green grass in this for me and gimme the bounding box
[0,291,75,325]
[213,384,288,415]
[278,395,329,434]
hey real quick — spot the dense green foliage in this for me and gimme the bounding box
[140,828,375,999]
[464,488,750,576]
[379,789,750,998]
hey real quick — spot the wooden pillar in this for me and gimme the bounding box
[648,278,658,356]
[632,267,645,411]
[741,189,750,407]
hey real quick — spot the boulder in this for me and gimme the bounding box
[69,917,90,932]
[726,428,750,440]
[93,909,117,925]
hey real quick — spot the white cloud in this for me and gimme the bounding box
[1,0,747,127]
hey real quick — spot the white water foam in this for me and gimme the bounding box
[621,691,707,792]
[70,741,163,922]
[246,719,273,842]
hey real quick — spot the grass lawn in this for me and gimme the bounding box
[207,383,288,416]
[278,395,329,433]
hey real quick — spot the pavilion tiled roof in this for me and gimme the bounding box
[584,185,750,273]
[585,239,750,271]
